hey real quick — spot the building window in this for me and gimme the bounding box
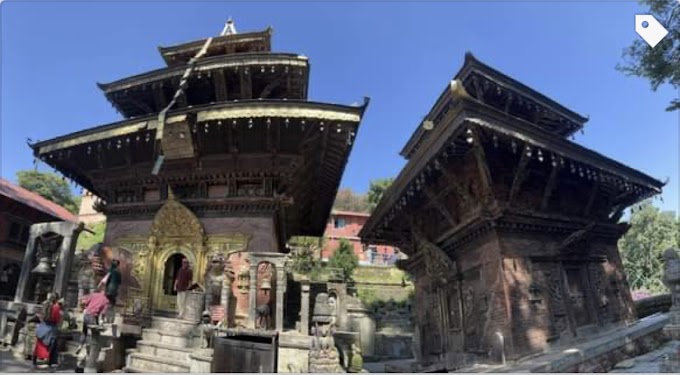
[334,218,346,228]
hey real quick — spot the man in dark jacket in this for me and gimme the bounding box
[98,259,121,323]
[174,257,193,319]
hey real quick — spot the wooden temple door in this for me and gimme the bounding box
[564,266,592,328]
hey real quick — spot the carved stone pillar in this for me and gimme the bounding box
[14,226,39,303]
[54,225,83,299]
[221,277,231,326]
[275,269,286,332]
[248,264,258,329]
[300,278,311,335]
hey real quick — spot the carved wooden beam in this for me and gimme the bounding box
[583,182,599,217]
[423,185,457,227]
[312,127,331,222]
[97,146,106,169]
[152,84,168,109]
[240,69,253,99]
[227,120,236,153]
[503,92,514,114]
[610,205,625,223]
[440,167,473,206]
[129,97,154,114]
[470,127,494,204]
[259,74,285,99]
[286,70,292,98]
[213,69,228,101]
[556,222,595,253]
[472,76,484,102]
[508,144,530,204]
[540,164,561,211]
[177,92,188,108]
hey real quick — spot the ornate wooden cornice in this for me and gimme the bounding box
[98,53,307,93]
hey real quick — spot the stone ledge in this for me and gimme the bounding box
[128,352,190,369]
[500,313,669,373]
[279,333,312,349]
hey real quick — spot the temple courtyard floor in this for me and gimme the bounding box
[0,348,76,373]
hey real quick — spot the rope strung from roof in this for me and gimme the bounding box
[153,36,215,174]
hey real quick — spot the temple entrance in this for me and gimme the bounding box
[163,254,184,296]
[151,249,197,315]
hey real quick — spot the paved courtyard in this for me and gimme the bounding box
[609,340,676,373]
[0,348,76,373]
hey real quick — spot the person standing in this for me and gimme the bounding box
[98,259,121,323]
[76,290,110,352]
[174,257,193,319]
[35,293,62,369]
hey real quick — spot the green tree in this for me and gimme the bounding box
[333,188,370,213]
[75,222,106,252]
[619,200,679,293]
[327,239,358,282]
[16,170,81,214]
[616,0,680,111]
[288,236,324,276]
[367,178,394,212]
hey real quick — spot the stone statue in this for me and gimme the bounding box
[348,344,364,373]
[205,254,225,307]
[198,310,217,349]
[309,293,343,373]
[661,248,680,373]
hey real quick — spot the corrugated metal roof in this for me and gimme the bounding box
[0,178,78,222]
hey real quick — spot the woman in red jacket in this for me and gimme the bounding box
[34,293,62,369]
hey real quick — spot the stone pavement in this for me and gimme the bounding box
[0,348,76,373]
[609,340,675,373]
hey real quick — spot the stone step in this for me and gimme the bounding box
[136,340,194,362]
[141,328,194,348]
[123,366,149,373]
[127,352,190,373]
[150,316,198,336]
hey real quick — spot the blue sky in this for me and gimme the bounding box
[1,1,678,214]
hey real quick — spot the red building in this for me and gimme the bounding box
[322,210,398,265]
[0,178,77,300]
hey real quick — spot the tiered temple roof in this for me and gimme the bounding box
[361,53,663,248]
[31,21,368,239]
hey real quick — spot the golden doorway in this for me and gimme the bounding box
[150,247,198,314]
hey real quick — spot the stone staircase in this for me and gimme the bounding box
[124,317,200,373]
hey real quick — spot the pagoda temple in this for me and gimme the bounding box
[29,20,368,327]
[359,53,664,369]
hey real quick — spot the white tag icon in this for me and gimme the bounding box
[635,15,669,48]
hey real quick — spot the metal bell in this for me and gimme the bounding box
[260,277,271,291]
[31,257,54,275]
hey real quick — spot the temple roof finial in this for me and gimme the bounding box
[221,18,238,36]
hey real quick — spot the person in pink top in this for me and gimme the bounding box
[77,291,110,349]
